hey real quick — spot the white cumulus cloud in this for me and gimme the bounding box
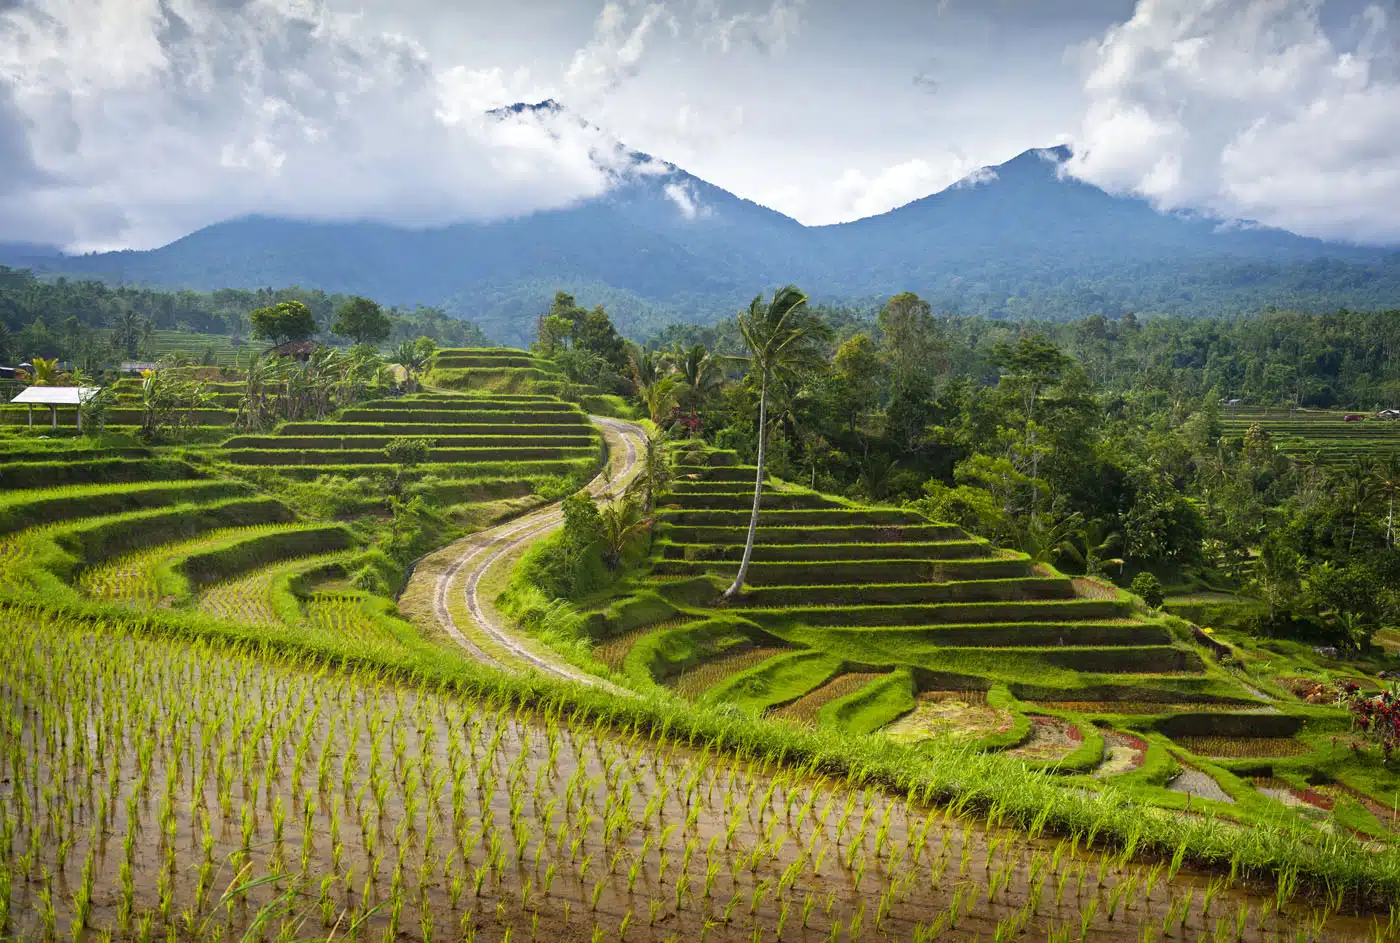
[0,0,639,251]
[761,154,986,225]
[1064,0,1400,244]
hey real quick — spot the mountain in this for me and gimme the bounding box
[4,111,1398,344]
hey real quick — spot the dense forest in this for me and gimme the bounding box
[0,266,489,367]
[536,290,1400,652]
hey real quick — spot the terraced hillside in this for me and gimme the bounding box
[0,438,445,654]
[577,445,1399,835]
[428,346,638,418]
[1221,407,1400,464]
[219,385,604,529]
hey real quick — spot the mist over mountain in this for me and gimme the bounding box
[5,106,1398,346]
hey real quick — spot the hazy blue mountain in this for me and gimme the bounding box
[4,111,1398,344]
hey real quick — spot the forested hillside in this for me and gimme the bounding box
[5,142,1398,344]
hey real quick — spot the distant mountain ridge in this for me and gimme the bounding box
[5,105,1398,344]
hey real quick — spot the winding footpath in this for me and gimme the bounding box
[401,416,645,690]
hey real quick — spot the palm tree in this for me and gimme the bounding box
[598,495,653,569]
[1374,455,1400,550]
[626,430,672,514]
[642,375,679,426]
[1057,519,1125,577]
[391,340,432,392]
[29,357,61,386]
[722,286,832,601]
[673,343,721,411]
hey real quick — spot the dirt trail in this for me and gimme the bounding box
[402,415,645,688]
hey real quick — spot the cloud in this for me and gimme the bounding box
[565,2,677,102]
[951,166,998,188]
[1064,0,1400,244]
[0,0,640,251]
[697,0,806,55]
[762,154,984,225]
[663,179,710,219]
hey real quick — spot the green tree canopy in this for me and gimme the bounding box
[332,296,392,347]
[249,301,317,345]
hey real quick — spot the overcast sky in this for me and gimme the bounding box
[1,0,1398,251]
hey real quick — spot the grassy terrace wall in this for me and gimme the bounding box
[568,444,1360,832]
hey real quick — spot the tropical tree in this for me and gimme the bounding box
[722,285,832,600]
[249,300,317,345]
[112,307,153,359]
[672,343,722,412]
[28,357,62,386]
[598,495,653,570]
[235,355,287,431]
[332,296,392,347]
[1058,519,1126,577]
[627,430,672,514]
[391,338,433,392]
[137,369,208,442]
[642,376,680,426]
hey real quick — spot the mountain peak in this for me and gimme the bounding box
[487,99,565,119]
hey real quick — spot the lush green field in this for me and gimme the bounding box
[1220,407,1400,464]
[572,443,1400,847]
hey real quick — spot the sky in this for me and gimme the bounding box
[1,0,1398,251]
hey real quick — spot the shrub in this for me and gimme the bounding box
[1130,572,1165,608]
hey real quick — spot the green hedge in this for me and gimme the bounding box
[0,480,252,536]
[657,523,966,544]
[224,446,600,466]
[55,498,295,571]
[0,446,152,463]
[660,508,924,527]
[104,408,237,426]
[161,524,357,599]
[1152,712,1305,738]
[431,354,539,369]
[975,685,1034,751]
[662,491,843,511]
[223,434,598,450]
[338,408,581,424]
[733,576,1076,607]
[247,459,597,481]
[801,621,1172,649]
[745,598,1132,627]
[275,421,591,436]
[0,458,199,489]
[581,592,679,641]
[704,650,843,714]
[659,539,992,563]
[621,616,772,689]
[819,669,916,736]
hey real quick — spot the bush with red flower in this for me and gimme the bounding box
[1340,682,1400,763]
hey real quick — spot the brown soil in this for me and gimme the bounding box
[885,695,1014,746]
[1167,767,1236,805]
[1093,732,1148,778]
[1005,716,1082,763]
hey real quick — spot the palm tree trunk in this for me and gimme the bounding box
[724,375,767,600]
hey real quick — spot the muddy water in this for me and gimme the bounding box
[0,613,1383,942]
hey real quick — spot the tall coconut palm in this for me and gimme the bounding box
[722,285,832,601]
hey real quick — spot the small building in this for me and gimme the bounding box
[267,340,321,362]
[9,386,101,431]
[120,361,160,373]
[1377,409,1400,421]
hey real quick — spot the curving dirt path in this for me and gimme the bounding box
[401,415,645,689]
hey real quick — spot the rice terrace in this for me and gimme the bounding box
[0,291,1395,943]
[3,1,1400,938]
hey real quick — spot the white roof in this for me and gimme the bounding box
[9,386,100,405]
